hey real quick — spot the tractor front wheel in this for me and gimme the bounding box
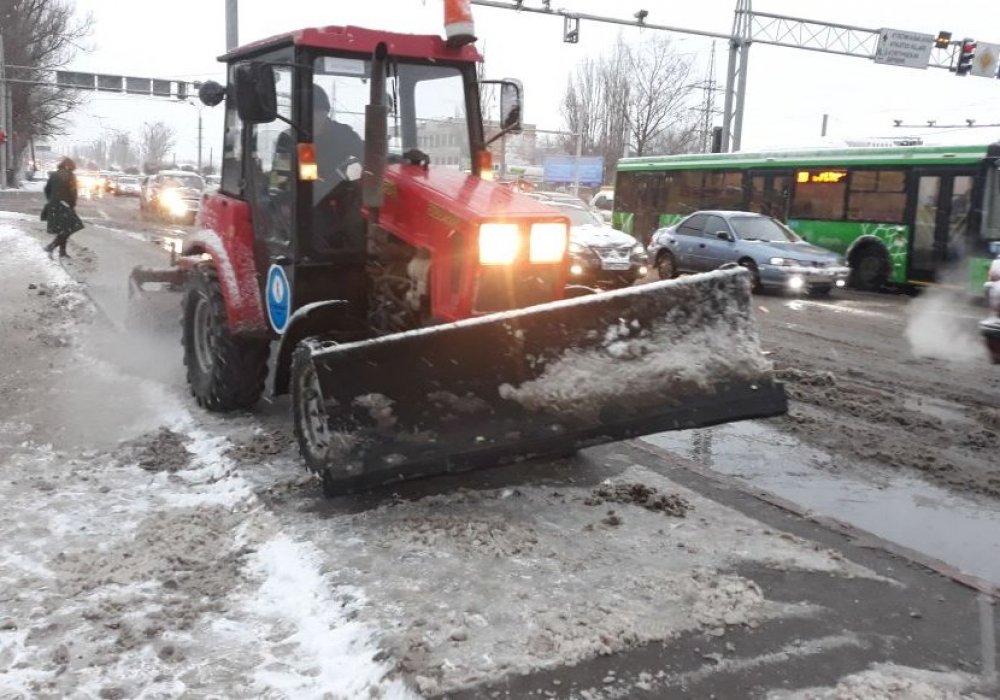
[182,265,269,411]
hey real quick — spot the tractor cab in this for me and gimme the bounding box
[197,26,530,337]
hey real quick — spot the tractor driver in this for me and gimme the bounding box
[271,84,365,252]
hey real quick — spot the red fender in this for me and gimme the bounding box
[182,193,268,335]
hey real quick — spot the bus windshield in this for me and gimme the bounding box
[731,216,801,243]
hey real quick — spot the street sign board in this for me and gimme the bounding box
[971,42,1000,78]
[874,29,934,69]
[542,155,603,185]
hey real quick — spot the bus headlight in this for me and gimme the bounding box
[529,222,567,263]
[479,223,520,265]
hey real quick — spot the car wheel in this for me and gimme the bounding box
[656,251,677,280]
[738,259,762,293]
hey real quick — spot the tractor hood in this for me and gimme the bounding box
[379,165,568,230]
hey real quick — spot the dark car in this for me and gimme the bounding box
[547,201,647,290]
[647,210,850,295]
[980,243,1000,364]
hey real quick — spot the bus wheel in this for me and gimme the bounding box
[656,251,677,280]
[850,245,889,291]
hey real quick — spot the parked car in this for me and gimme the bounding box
[980,242,1000,364]
[546,201,647,290]
[648,210,850,295]
[140,170,205,225]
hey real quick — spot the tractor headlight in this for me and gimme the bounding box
[479,223,520,265]
[529,222,567,264]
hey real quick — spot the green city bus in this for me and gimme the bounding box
[613,143,1000,291]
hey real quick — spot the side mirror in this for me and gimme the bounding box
[717,230,733,241]
[198,80,226,108]
[233,62,277,124]
[499,79,523,133]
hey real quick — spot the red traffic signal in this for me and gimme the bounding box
[957,39,977,75]
[0,129,6,144]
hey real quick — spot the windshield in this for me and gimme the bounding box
[731,216,800,242]
[312,56,472,176]
[551,203,603,227]
[161,174,204,190]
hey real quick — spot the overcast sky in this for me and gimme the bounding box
[54,0,1000,165]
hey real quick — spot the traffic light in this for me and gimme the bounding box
[563,15,579,43]
[935,31,952,50]
[956,39,976,75]
[0,129,6,144]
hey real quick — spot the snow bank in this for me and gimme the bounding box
[768,663,991,699]
[238,534,416,699]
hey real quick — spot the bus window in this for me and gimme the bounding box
[662,171,702,215]
[701,171,743,210]
[791,172,847,219]
[615,171,638,213]
[847,169,906,223]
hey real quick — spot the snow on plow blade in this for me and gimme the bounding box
[306,267,786,490]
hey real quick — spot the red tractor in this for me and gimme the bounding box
[130,23,786,495]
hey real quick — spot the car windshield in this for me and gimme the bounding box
[552,203,603,227]
[162,174,204,190]
[731,216,800,242]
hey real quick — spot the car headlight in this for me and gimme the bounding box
[568,241,585,255]
[479,223,520,265]
[529,222,567,264]
[632,243,645,256]
[769,257,795,266]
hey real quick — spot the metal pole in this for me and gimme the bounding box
[0,34,7,189]
[225,0,238,52]
[197,109,203,173]
[732,40,750,152]
[821,113,829,137]
[572,131,582,198]
[721,40,738,154]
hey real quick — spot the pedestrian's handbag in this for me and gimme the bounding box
[40,202,49,222]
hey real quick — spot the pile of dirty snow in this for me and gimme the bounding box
[499,272,771,419]
[768,663,992,699]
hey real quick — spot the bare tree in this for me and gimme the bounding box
[140,121,175,170]
[0,0,92,174]
[625,36,696,157]
[560,34,699,180]
[108,130,137,169]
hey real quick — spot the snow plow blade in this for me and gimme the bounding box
[303,268,786,492]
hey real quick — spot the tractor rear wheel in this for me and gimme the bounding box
[182,265,270,411]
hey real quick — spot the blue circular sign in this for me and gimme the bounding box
[266,264,291,334]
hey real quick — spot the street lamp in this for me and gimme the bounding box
[180,88,204,174]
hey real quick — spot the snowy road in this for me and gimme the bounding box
[0,196,997,698]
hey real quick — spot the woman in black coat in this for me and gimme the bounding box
[42,157,84,258]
